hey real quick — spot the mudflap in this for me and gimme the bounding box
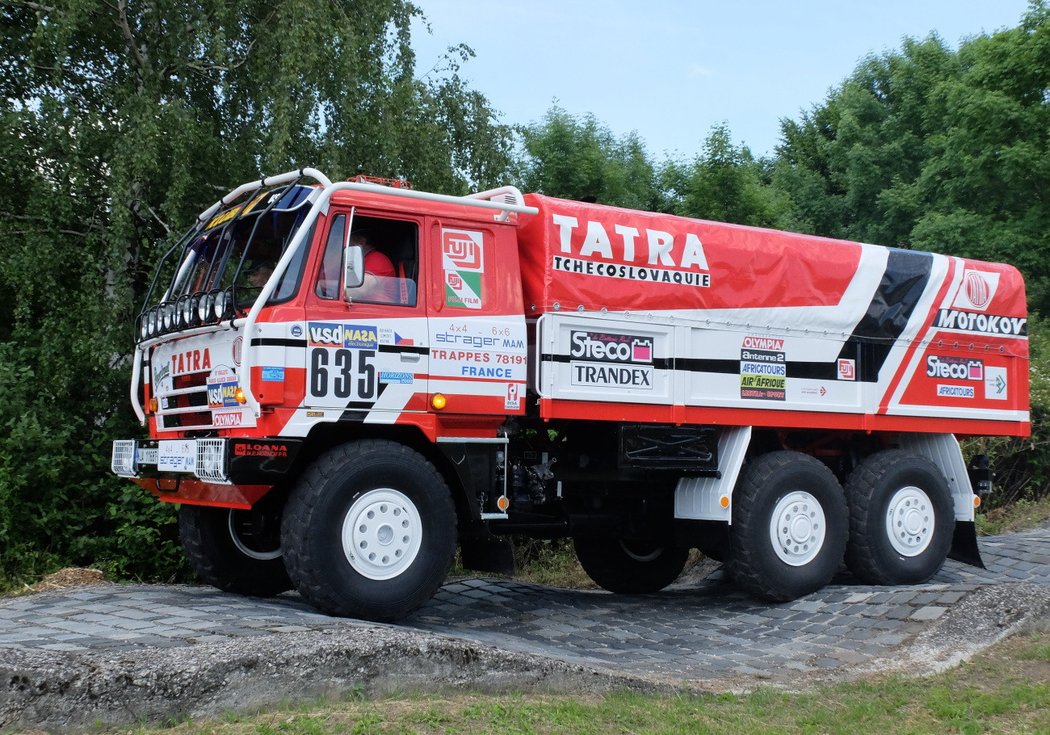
[948,521,985,569]
[460,534,517,575]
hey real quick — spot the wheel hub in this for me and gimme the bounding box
[228,509,282,561]
[769,491,826,566]
[886,486,934,557]
[341,488,422,580]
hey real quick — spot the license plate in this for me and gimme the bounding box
[157,440,197,472]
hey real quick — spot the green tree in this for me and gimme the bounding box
[661,123,791,228]
[775,2,1050,313]
[0,0,512,585]
[516,106,660,210]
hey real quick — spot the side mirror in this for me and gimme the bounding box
[343,244,364,298]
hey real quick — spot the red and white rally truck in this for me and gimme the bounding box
[112,168,1029,621]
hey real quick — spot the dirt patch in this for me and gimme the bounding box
[22,568,106,595]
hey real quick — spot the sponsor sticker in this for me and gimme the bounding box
[741,336,786,400]
[206,367,240,408]
[290,324,304,338]
[937,384,975,399]
[136,447,159,465]
[206,366,240,408]
[985,366,1008,400]
[505,383,521,410]
[307,322,379,349]
[571,363,654,389]
[234,442,289,458]
[934,310,1026,336]
[213,411,243,427]
[153,362,171,387]
[442,228,485,309]
[379,371,414,385]
[951,270,1001,312]
[837,359,856,381]
[570,331,654,364]
[262,366,285,382]
[926,355,983,381]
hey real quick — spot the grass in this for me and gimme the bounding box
[976,494,1050,536]
[137,629,1050,734]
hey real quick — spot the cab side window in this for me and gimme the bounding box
[315,215,346,300]
[315,214,418,306]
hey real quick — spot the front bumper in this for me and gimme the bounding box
[112,437,301,485]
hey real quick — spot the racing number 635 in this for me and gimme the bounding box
[310,348,377,400]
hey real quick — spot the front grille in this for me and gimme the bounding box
[157,370,216,431]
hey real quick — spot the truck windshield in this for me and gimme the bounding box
[171,185,313,304]
[137,184,316,341]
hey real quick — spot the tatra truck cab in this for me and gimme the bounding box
[112,169,1030,621]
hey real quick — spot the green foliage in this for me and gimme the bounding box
[517,106,661,210]
[969,315,1050,507]
[776,2,1050,312]
[0,0,511,587]
[661,123,792,227]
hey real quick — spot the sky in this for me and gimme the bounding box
[409,0,1034,159]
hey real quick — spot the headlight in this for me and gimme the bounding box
[181,297,195,327]
[214,290,229,320]
[162,303,174,330]
[147,308,159,336]
[138,314,148,340]
[199,293,214,323]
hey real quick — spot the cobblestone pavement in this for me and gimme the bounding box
[1,529,1048,685]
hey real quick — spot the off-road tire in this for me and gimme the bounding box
[281,440,456,621]
[574,537,689,593]
[178,503,292,597]
[845,450,954,585]
[727,451,848,601]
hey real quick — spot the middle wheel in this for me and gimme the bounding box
[573,537,689,593]
[727,451,848,601]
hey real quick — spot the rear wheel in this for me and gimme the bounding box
[281,440,456,621]
[845,450,954,585]
[727,451,848,601]
[179,501,292,597]
[574,537,689,593]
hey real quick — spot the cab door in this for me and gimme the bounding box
[303,210,428,416]
[425,217,528,416]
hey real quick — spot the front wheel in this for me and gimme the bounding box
[845,450,954,585]
[727,451,848,601]
[281,440,457,621]
[574,537,689,593]
[179,502,292,597]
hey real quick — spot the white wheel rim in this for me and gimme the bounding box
[341,488,422,580]
[886,486,934,557]
[769,491,826,566]
[228,510,282,561]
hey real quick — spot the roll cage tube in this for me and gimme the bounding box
[129,169,334,423]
